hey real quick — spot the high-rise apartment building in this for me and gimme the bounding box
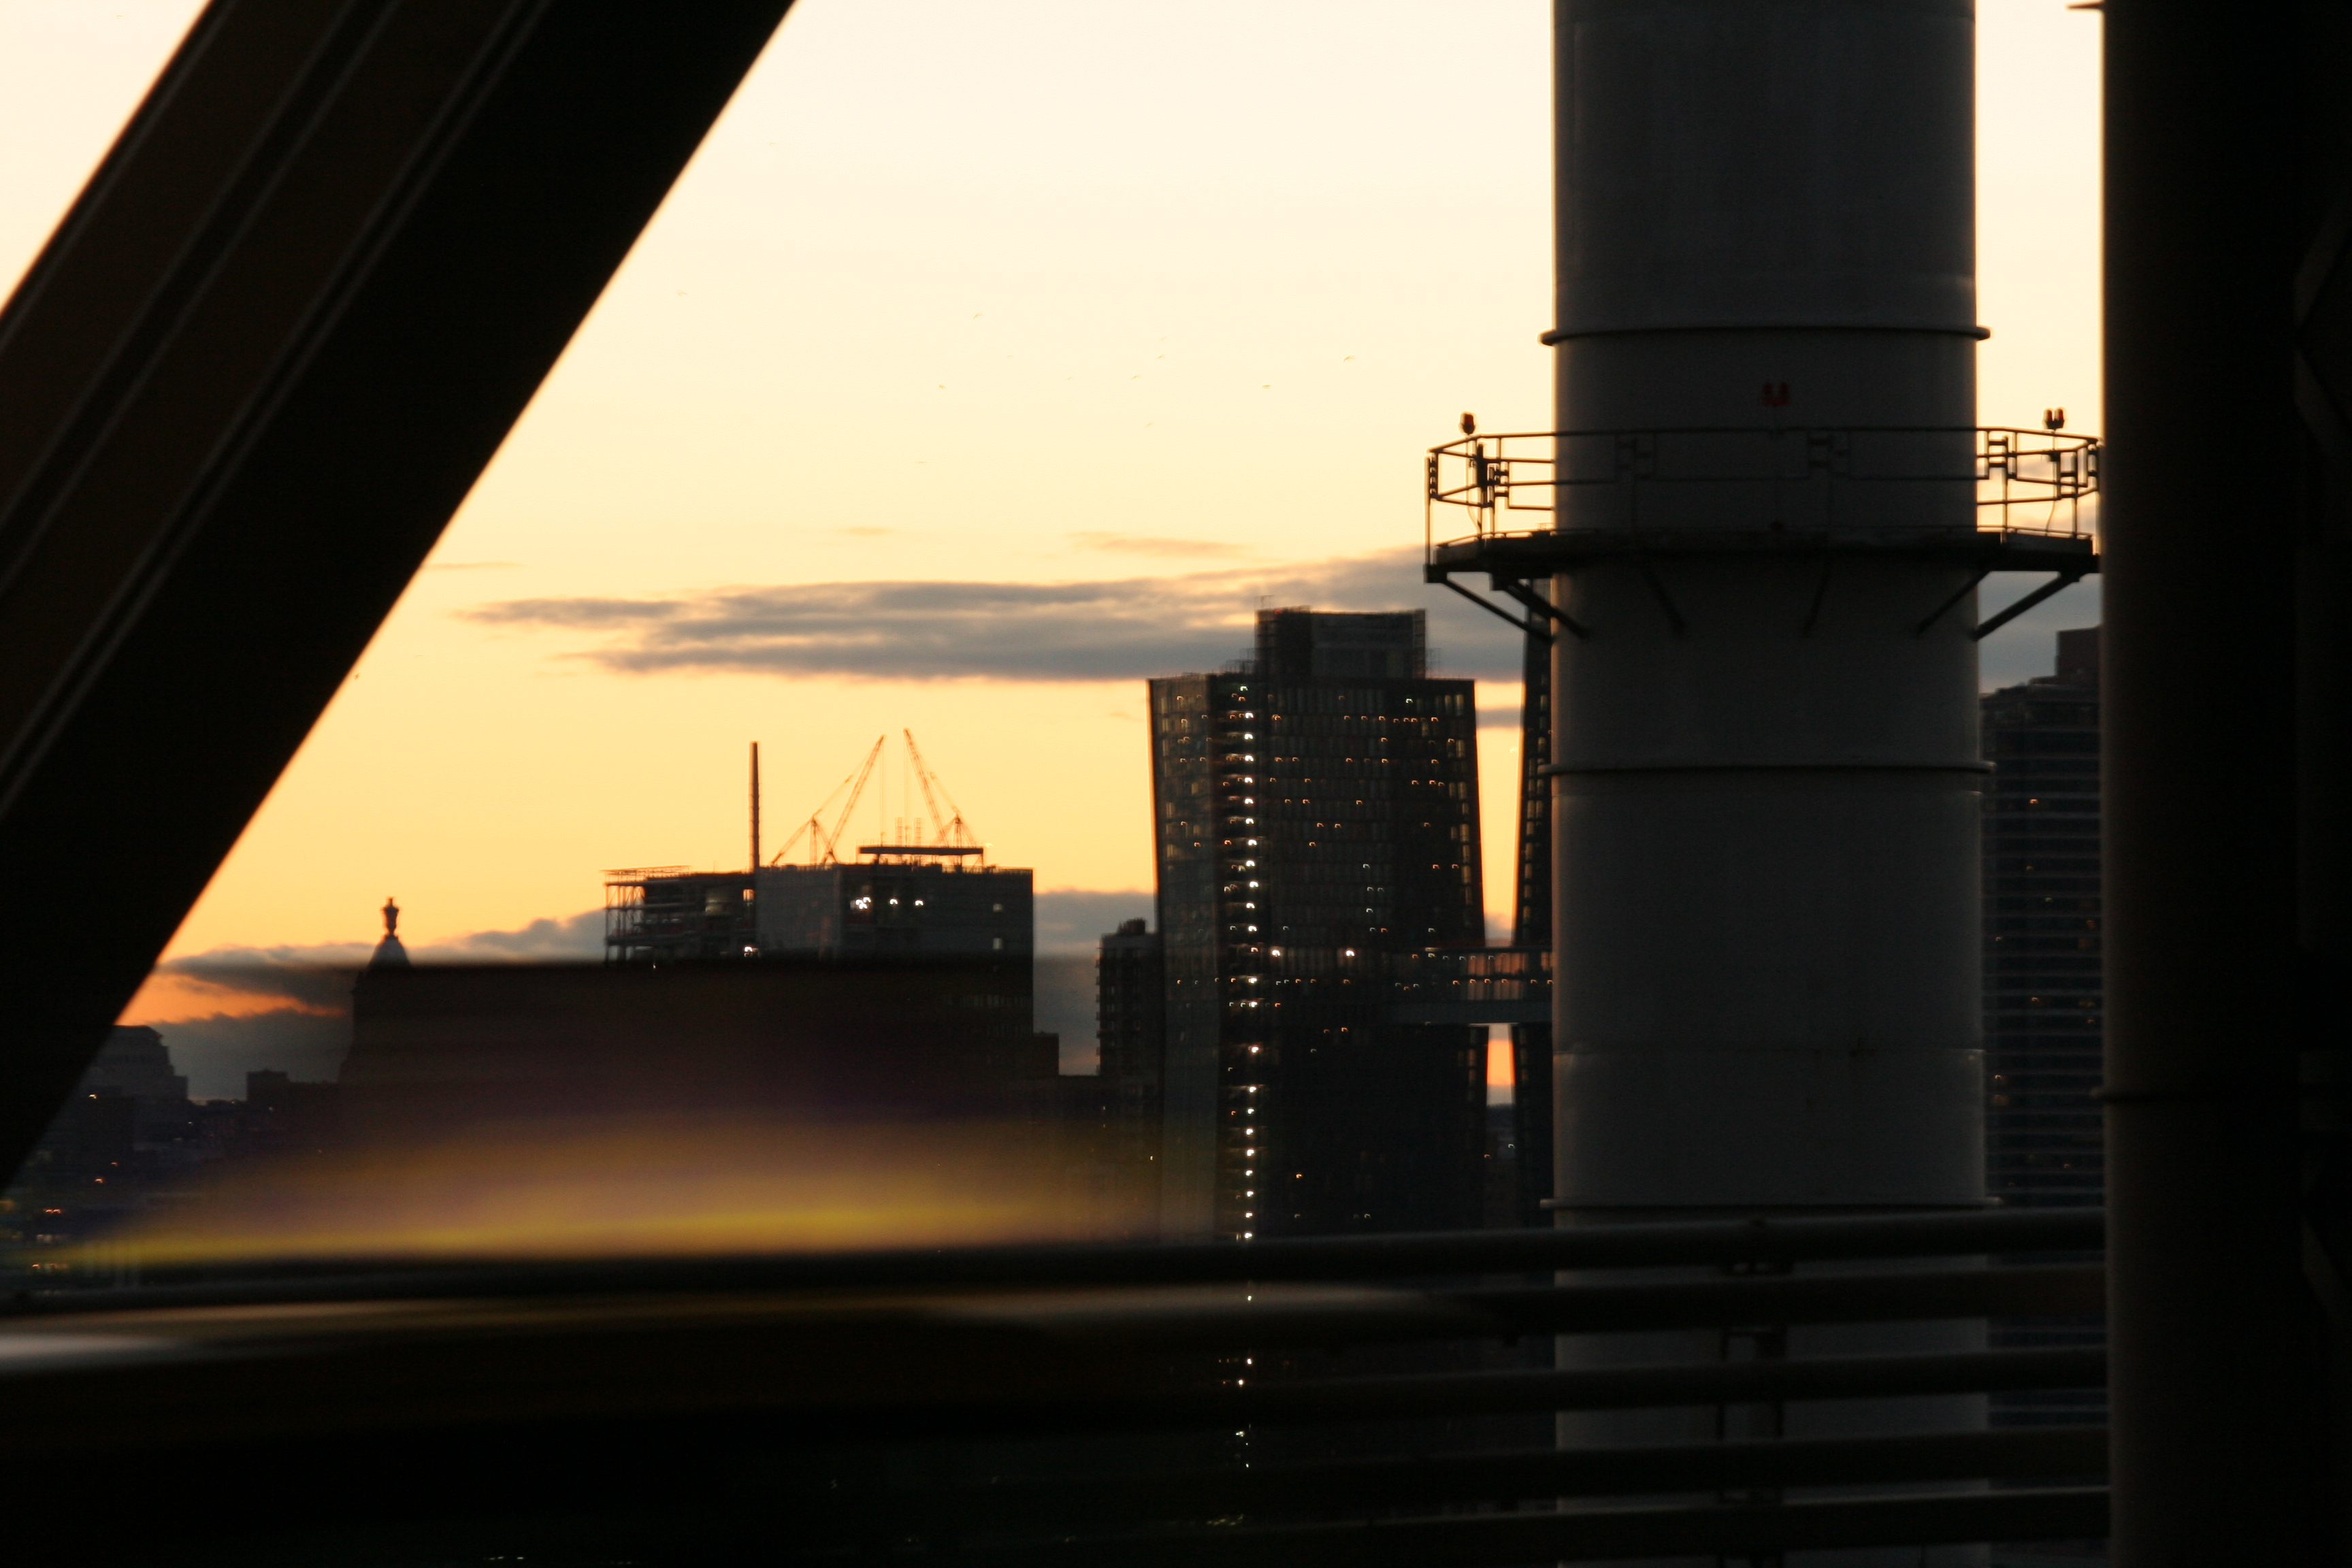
[1982,627,2104,1211]
[1147,608,1486,1240]
[1982,626,2104,1441]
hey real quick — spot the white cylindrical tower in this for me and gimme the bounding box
[1548,3,1989,1563]
[1551,0,1984,1220]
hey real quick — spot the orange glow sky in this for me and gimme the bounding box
[0,2,2102,1002]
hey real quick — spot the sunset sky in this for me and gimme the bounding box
[0,1,2102,1090]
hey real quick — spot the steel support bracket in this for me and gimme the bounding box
[1970,568,2095,641]
[1915,567,1998,636]
[1493,576,1586,641]
[1426,568,1582,642]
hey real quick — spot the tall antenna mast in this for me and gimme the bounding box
[749,741,761,875]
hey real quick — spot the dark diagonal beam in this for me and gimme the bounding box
[0,0,793,1175]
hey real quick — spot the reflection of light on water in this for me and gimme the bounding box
[86,1117,1106,1267]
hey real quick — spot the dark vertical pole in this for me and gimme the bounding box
[2293,0,2352,1548]
[2102,0,2323,1556]
[751,741,762,874]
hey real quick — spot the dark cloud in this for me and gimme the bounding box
[152,912,606,1017]
[160,949,367,1014]
[463,547,1523,683]
[428,909,605,960]
[461,551,2086,699]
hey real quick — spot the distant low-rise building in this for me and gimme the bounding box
[1,1026,200,1277]
[76,1025,191,1138]
[1095,918,1166,1230]
[343,955,1056,1144]
[605,857,1033,964]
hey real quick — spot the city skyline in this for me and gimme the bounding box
[0,3,2102,1036]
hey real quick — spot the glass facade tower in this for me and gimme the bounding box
[1982,628,2104,1211]
[1982,625,2106,1440]
[1148,608,1486,1240]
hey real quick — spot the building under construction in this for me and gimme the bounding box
[604,732,1033,965]
[352,734,1052,1143]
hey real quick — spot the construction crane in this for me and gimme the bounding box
[768,735,885,866]
[903,729,976,849]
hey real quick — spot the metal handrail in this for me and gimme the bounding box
[1425,425,2102,546]
[3,1203,2103,1312]
[949,1428,2107,1528]
[0,1206,2110,1563]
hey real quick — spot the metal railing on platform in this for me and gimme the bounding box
[1425,425,2102,546]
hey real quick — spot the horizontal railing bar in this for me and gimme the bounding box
[1430,424,2098,440]
[1428,529,2100,566]
[12,1209,2107,1317]
[993,1265,2106,1354]
[1209,1347,2107,1425]
[952,1486,2112,1567]
[943,1427,2109,1526]
[1454,1262,2103,1338]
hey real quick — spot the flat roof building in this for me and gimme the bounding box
[344,955,1054,1143]
[606,859,1032,964]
